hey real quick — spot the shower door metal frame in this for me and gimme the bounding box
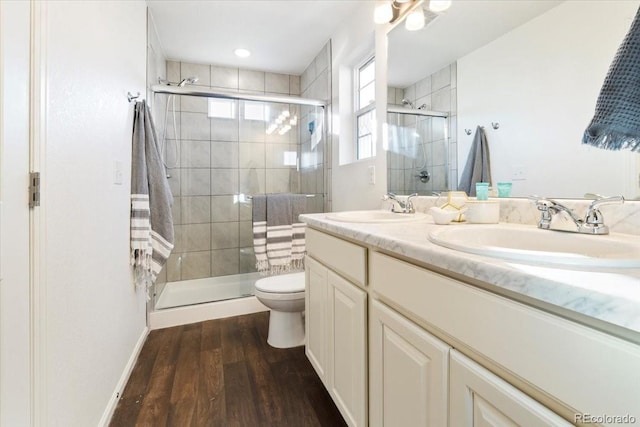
[151,84,327,108]
[149,82,329,310]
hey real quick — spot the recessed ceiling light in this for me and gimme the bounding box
[234,48,251,58]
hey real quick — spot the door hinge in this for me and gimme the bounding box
[29,171,40,208]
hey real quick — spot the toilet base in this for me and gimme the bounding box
[267,310,305,349]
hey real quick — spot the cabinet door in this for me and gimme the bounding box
[450,350,572,427]
[327,271,367,427]
[370,300,450,427]
[305,256,328,384]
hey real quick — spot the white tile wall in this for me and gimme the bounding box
[265,72,290,94]
[181,140,211,168]
[181,62,211,87]
[211,65,239,89]
[239,69,265,92]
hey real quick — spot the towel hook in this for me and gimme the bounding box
[127,91,141,102]
[464,129,472,135]
[491,122,500,130]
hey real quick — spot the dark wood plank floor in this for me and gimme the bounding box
[109,312,347,427]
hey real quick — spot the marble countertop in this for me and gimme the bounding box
[300,212,640,343]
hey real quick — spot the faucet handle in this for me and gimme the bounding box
[584,195,624,230]
[588,195,624,209]
[527,195,555,211]
[584,196,624,227]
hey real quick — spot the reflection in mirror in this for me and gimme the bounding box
[386,107,449,195]
[386,0,640,199]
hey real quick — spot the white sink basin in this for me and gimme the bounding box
[327,210,429,223]
[428,224,640,268]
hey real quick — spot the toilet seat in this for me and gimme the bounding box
[255,272,305,294]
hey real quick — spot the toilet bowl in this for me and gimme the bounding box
[254,272,305,348]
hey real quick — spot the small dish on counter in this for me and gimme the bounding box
[429,206,468,225]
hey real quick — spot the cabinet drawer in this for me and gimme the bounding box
[450,350,571,426]
[370,251,640,421]
[307,227,366,287]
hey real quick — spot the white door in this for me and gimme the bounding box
[449,350,572,427]
[305,255,328,384]
[369,300,450,427]
[327,271,367,427]
[0,0,33,425]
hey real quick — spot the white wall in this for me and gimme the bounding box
[457,0,640,199]
[42,1,147,425]
[331,1,388,211]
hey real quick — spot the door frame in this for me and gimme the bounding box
[0,1,48,425]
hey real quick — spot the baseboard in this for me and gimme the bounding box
[149,296,268,330]
[98,326,149,427]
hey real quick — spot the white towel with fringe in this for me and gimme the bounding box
[130,100,174,298]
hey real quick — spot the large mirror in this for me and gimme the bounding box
[386,0,640,199]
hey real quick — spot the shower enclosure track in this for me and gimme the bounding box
[387,105,448,117]
[151,84,326,108]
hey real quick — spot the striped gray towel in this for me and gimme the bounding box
[291,194,307,267]
[252,195,268,272]
[252,194,307,274]
[130,101,174,297]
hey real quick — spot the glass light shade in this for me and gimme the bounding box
[234,48,251,58]
[429,0,452,13]
[374,2,393,24]
[405,10,425,31]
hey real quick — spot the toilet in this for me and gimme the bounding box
[254,272,306,348]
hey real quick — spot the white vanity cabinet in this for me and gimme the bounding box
[304,226,640,426]
[305,228,368,427]
[369,300,450,427]
[370,250,640,424]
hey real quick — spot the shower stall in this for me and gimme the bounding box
[148,84,326,318]
[386,106,450,195]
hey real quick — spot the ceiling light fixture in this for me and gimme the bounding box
[428,0,452,13]
[374,2,393,24]
[374,0,450,26]
[234,48,251,58]
[405,9,425,31]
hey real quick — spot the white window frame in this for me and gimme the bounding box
[355,55,376,160]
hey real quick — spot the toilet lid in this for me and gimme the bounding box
[255,272,305,293]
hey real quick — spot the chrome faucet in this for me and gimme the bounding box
[383,192,418,214]
[530,195,624,235]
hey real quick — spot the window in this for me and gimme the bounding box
[356,57,376,160]
[208,99,235,119]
